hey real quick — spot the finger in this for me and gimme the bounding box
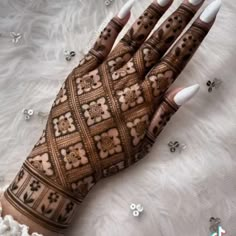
[105,0,173,72]
[74,0,133,77]
[130,0,205,79]
[148,84,200,138]
[144,0,221,103]
[134,84,200,161]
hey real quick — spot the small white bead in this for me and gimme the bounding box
[136,204,144,212]
[105,0,110,6]
[130,203,136,210]
[22,109,28,114]
[133,210,139,217]
[25,114,31,120]
[28,109,34,116]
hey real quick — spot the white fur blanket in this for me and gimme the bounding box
[0,0,236,235]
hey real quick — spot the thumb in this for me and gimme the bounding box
[147,84,200,142]
[135,84,200,162]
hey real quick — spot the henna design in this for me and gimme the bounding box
[111,59,136,80]
[57,202,75,224]
[90,19,123,62]
[23,180,41,204]
[148,70,174,97]
[41,192,60,216]
[10,169,25,191]
[127,115,149,146]
[3,4,213,234]
[105,2,166,74]
[76,69,102,95]
[121,3,164,50]
[116,83,144,111]
[162,22,210,73]
[130,3,199,77]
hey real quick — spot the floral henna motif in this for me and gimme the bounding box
[6,165,82,232]
[94,128,122,159]
[111,59,136,80]
[117,83,144,111]
[127,115,149,146]
[71,176,95,197]
[137,11,155,30]
[23,180,41,205]
[76,69,102,95]
[28,153,54,176]
[82,97,111,126]
[40,192,60,216]
[57,201,75,224]
[143,47,157,68]
[99,27,112,41]
[53,112,76,137]
[10,169,25,192]
[107,53,131,73]
[61,142,88,170]
[149,70,174,97]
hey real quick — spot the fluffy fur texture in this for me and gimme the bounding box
[0,0,236,235]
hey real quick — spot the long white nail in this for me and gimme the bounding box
[117,0,135,19]
[188,0,203,6]
[157,0,171,7]
[200,0,221,23]
[174,84,200,106]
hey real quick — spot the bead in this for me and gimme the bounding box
[70,51,76,57]
[136,204,144,212]
[28,109,34,116]
[105,0,111,6]
[22,109,28,114]
[25,114,31,120]
[133,210,139,217]
[130,203,136,210]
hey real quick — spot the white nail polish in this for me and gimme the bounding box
[174,84,200,106]
[117,0,135,19]
[200,0,221,23]
[157,0,171,7]
[188,0,203,6]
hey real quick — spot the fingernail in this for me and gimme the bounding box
[200,0,221,23]
[156,0,172,7]
[117,0,135,19]
[174,84,200,106]
[188,0,203,6]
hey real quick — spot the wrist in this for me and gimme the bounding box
[3,161,90,234]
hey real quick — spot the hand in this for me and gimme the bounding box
[2,0,221,235]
